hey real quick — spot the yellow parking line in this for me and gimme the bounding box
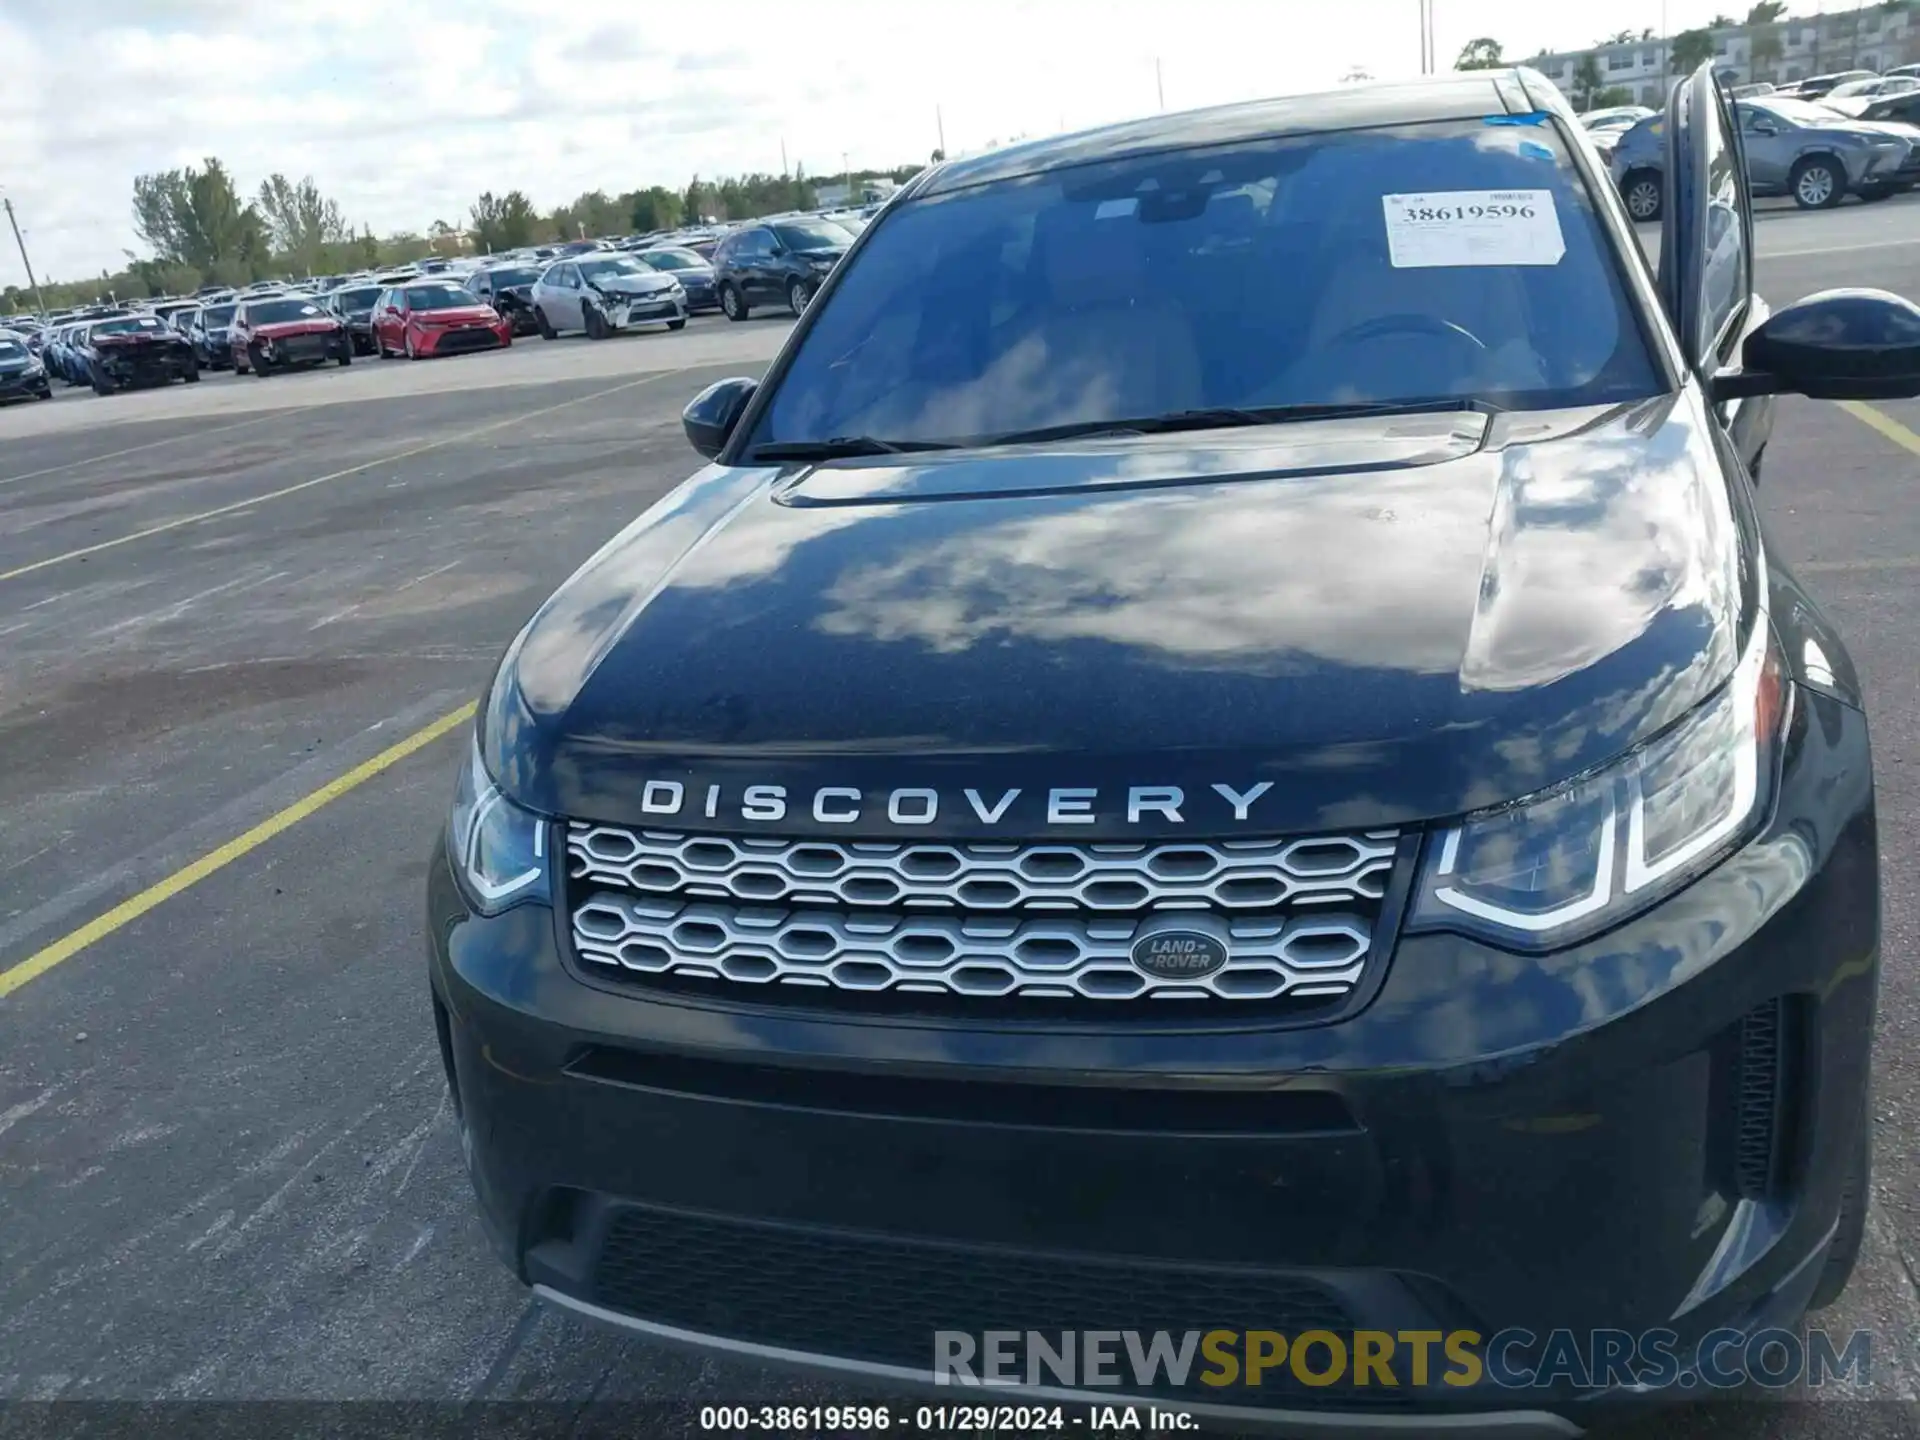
[0,410,302,489]
[0,368,679,584]
[1839,400,1920,457]
[0,702,476,999]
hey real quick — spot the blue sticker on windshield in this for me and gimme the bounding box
[1519,140,1555,160]
[1484,112,1550,126]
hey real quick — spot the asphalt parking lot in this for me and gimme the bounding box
[2,199,1920,1438]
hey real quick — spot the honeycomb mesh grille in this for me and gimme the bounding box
[591,1203,1409,1409]
[566,824,1396,1007]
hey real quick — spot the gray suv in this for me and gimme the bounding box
[1612,95,1917,217]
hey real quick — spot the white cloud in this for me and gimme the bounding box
[1,0,1747,282]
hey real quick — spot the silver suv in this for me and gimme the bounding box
[1611,95,1916,217]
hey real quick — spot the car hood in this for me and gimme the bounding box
[413,305,499,324]
[93,330,186,350]
[1842,118,1919,140]
[483,396,1746,839]
[253,319,339,339]
[586,274,678,298]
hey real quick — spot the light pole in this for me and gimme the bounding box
[3,196,50,317]
[843,151,851,205]
[1156,58,1166,110]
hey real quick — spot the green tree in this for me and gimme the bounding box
[684,175,708,224]
[1710,13,1737,27]
[1572,53,1605,107]
[1455,37,1505,70]
[1750,22,1785,76]
[1745,1,1787,20]
[256,173,350,277]
[1669,26,1717,73]
[469,190,537,252]
[131,157,265,275]
[628,185,684,232]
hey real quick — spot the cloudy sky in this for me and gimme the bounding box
[3,0,1757,281]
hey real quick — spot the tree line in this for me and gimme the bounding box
[6,155,921,313]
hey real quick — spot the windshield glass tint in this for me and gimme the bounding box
[757,119,1658,447]
[203,305,237,324]
[93,317,165,336]
[0,339,24,358]
[639,249,704,271]
[406,286,481,310]
[248,299,324,323]
[577,257,646,280]
[486,268,541,287]
[772,219,852,250]
[336,287,382,308]
[1746,98,1842,125]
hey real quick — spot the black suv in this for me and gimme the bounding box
[430,65,1913,1427]
[325,284,385,355]
[711,216,853,320]
[466,264,545,336]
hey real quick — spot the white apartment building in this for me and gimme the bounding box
[1530,1,1918,108]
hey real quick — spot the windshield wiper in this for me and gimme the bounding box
[747,436,959,461]
[979,398,1501,448]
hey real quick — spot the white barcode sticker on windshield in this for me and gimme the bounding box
[1382,190,1565,268]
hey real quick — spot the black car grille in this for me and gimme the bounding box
[273,335,331,362]
[433,325,502,354]
[590,1203,1407,1409]
[1732,998,1799,1200]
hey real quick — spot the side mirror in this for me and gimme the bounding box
[682,377,758,459]
[1713,288,1920,401]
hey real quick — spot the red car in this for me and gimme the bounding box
[371,281,511,359]
[230,295,353,376]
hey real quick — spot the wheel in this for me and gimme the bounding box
[90,366,113,396]
[183,361,200,383]
[1791,156,1845,210]
[667,317,687,331]
[337,347,352,367]
[787,278,812,316]
[535,307,556,340]
[1857,186,1895,204]
[34,387,51,400]
[1621,169,1663,223]
[1810,1120,1870,1310]
[719,282,748,322]
[249,344,272,377]
[584,303,608,340]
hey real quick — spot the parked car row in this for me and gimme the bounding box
[1605,90,1920,218]
[0,203,885,403]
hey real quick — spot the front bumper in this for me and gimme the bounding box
[0,368,51,399]
[426,686,1877,1428]
[416,322,510,356]
[600,293,687,329]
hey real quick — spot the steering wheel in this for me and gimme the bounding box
[1323,313,1488,352]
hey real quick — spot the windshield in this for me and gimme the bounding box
[485,267,541,288]
[772,219,853,250]
[755,119,1659,450]
[92,316,167,336]
[247,298,326,324]
[203,304,237,325]
[577,256,647,280]
[0,338,25,358]
[406,285,481,310]
[638,248,705,271]
[335,287,382,308]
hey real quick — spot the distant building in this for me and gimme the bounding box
[1530,1,1918,108]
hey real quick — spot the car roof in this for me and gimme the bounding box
[920,69,1543,197]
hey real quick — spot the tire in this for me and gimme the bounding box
[1810,1121,1871,1310]
[584,303,608,340]
[787,278,812,316]
[337,348,352,367]
[535,307,556,340]
[719,282,748,322]
[667,317,687,332]
[249,345,272,377]
[90,366,113,397]
[35,387,51,400]
[1621,169,1664,223]
[183,361,200,383]
[1790,156,1845,210]
[1858,186,1895,204]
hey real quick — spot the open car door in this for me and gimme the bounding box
[1657,61,1772,473]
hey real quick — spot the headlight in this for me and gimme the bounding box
[448,740,550,914]
[1407,620,1788,952]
